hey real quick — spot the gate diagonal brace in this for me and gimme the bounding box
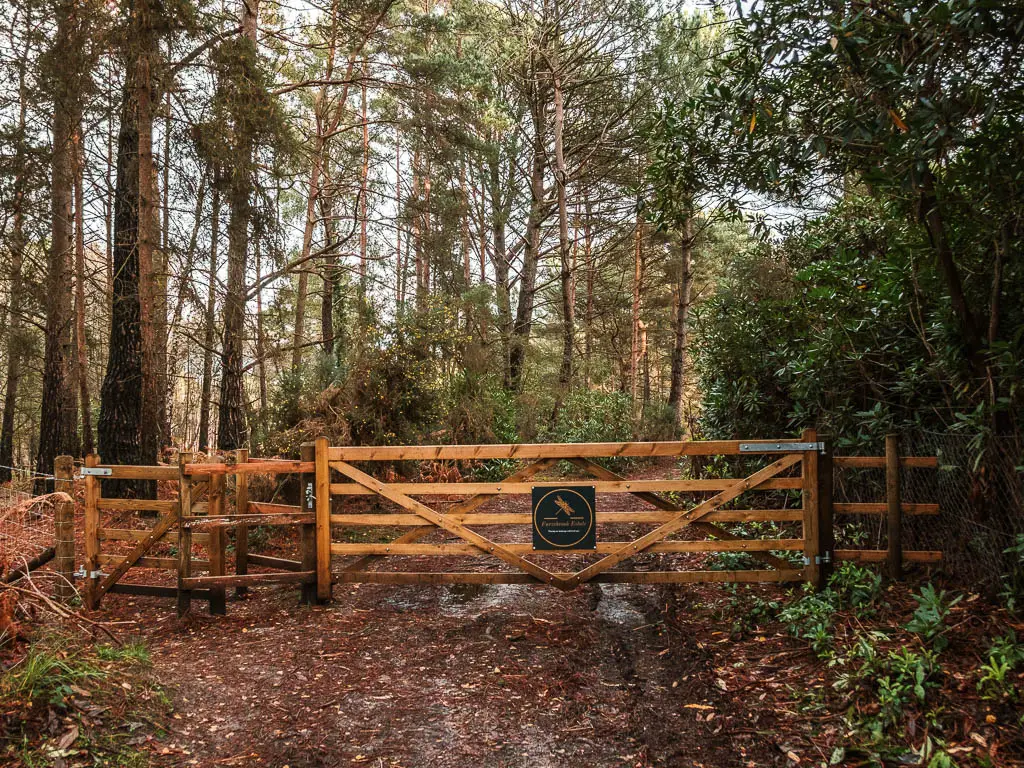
[566,457,792,571]
[342,458,559,573]
[566,453,803,588]
[93,506,180,605]
[330,460,574,590]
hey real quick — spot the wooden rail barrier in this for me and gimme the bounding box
[315,431,940,594]
[66,433,941,610]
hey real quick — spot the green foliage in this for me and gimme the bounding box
[725,593,781,636]
[834,637,942,736]
[976,632,1024,701]
[999,534,1024,614]
[778,563,882,658]
[688,196,973,444]
[542,390,634,445]
[2,639,102,706]
[344,301,467,446]
[95,641,151,666]
[648,0,1024,444]
[905,584,962,652]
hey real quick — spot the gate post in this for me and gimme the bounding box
[816,438,834,587]
[801,428,823,589]
[83,454,100,609]
[234,448,250,596]
[53,456,75,603]
[885,433,903,580]
[315,436,332,603]
[177,451,193,618]
[299,443,317,605]
[207,469,227,616]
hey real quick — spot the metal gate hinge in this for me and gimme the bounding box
[803,553,832,566]
[73,567,105,579]
[79,467,112,477]
[740,442,825,454]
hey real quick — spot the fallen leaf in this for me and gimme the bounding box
[56,725,79,751]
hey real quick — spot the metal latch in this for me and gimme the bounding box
[739,442,825,453]
[79,467,112,477]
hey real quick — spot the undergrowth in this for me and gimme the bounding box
[1,631,170,766]
[725,563,1021,765]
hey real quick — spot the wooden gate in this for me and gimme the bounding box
[319,431,830,594]
[80,450,319,614]
[74,432,941,613]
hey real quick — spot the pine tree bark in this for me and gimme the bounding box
[508,92,546,392]
[489,147,513,386]
[73,125,94,455]
[216,0,260,450]
[320,167,336,356]
[552,52,573,394]
[38,0,83,486]
[198,181,220,451]
[667,218,693,433]
[0,44,31,481]
[98,75,146,492]
[630,211,643,417]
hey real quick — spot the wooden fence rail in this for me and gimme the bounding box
[53,432,940,615]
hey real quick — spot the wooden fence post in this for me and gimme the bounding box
[53,456,75,602]
[177,451,193,617]
[886,433,903,580]
[83,454,100,610]
[315,436,332,603]
[817,438,834,587]
[208,471,227,615]
[801,428,822,589]
[234,448,249,596]
[299,443,317,605]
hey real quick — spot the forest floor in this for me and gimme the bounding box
[4,466,1023,767]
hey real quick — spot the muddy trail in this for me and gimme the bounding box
[105,576,787,768]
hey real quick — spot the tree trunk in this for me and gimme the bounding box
[667,218,693,433]
[0,46,31,482]
[254,242,268,434]
[359,60,370,296]
[216,0,259,450]
[508,95,546,392]
[73,124,94,455]
[320,168,336,357]
[290,157,319,372]
[134,0,161,470]
[98,77,146,494]
[918,169,984,374]
[552,55,573,396]
[38,1,81,486]
[198,181,220,451]
[629,211,643,419]
[488,149,512,387]
[582,193,594,388]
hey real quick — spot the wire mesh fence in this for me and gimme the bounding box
[0,469,58,583]
[831,431,1023,592]
[903,431,1023,593]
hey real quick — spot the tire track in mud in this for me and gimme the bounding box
[590,584,784,767]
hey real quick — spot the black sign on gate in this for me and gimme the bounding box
[532,486,596,550]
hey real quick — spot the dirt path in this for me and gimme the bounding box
[104,574,787,768]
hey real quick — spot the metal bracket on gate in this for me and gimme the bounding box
[739,442,825,454]
[79,467,112,477]
[73,567,106,579]
[801,553,832,566]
